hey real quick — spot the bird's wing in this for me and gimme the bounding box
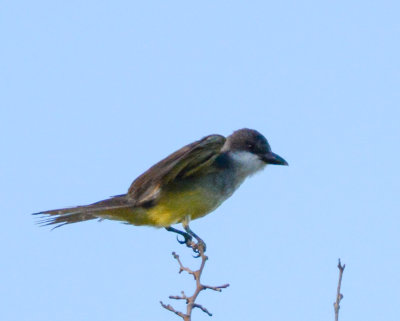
[127,134,226,206]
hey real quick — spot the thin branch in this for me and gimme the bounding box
[193,303,213,316]
[333,259,346,321]
[203,284,230,292]
[169,291,188,301]
[161,241,229,320]
[160,301,187,319]
[172,252,195,275]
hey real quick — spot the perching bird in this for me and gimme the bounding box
[35,128,287,251]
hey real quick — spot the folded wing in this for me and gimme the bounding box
[127,134,226,206]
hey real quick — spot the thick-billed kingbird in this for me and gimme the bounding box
[35,128,287,251]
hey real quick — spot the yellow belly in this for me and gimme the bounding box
[145,187,221,226]
[101,185,222,227]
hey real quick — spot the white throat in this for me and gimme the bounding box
[229,150,266,178]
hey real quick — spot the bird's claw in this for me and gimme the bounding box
[176,234,193,247]
[192,240,206,257]
[176,235,206,257]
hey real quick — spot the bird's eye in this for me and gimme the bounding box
[247,144,254,150]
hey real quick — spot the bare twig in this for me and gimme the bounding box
[161,241,229,320]
[193,303,212,316]
[203,284,229,292]
[169,291,188,301]
[333,259,346,321]
[160,301,187,319]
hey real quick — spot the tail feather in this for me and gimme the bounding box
[36,211,98,229]
[33,194,130,228]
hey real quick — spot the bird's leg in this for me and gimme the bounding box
[165,226,193,247]
[182,219,206,255]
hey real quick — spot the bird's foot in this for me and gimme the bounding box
[165,225,206,257]
[192,238,206,257]
[166,226,194,249]
[176,233,193,248]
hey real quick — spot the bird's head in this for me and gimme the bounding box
[223,128,288,176]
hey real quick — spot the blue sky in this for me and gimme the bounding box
[1,1,399,320]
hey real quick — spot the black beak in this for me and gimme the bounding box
[261,152,288,166]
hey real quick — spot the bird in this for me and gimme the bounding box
[34,128,287,252]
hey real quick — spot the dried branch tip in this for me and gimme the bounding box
[333,258,346,321]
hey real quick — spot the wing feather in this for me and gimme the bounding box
[127,135,225,205]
